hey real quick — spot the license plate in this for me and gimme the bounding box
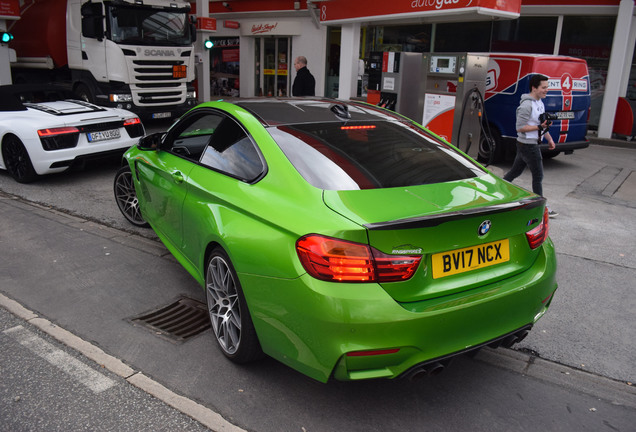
[555,111,575,120]
[431,239,510,279]
[152,112,172,119]
[87,129,121,142]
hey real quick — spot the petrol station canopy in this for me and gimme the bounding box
[315,0,521,25]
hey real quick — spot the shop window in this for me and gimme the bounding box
[326,27,341,98]
[559,16,616,129]
[627,43,636,101]
[210,37,240,97]
[434,21,490,52]
[362,24,432,54]
[491,17,557,54]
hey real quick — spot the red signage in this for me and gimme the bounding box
[317,0,521,22]
[222,49,240,63]
[250,22,278,34]
[0,0,20,19]
[224,20,240,29]
[197,17,217,32]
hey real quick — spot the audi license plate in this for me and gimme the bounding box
[152,112,172,119]
[87,129,121,142]
[431,239,510,279]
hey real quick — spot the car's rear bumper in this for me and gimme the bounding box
[540,139,589,153]
[27,137,137,175]
[240,238,558,383]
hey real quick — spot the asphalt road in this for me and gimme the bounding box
[0,306,211,432]
[1,131,635,431]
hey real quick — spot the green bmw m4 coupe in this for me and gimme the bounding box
[114,98,557,383]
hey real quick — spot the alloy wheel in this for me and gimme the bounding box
[206,255,242,355]
[2,135,37,183]
[113,166,148,227]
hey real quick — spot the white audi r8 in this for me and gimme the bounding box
[0,84,145,183]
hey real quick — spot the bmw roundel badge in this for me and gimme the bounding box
[478,220,492,236]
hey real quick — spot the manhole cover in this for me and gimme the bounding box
[131,297,210,343]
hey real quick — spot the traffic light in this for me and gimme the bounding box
[1,32,14,44]
[204,39,214,49]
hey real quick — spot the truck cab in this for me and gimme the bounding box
[10,0,197,121]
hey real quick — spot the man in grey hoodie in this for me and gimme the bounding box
[503,73,558,217]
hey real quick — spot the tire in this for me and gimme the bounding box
[113,166,149,227]
[205,248,262,363]
[74,83,94,104]
[2,135,38,183]
[478,127,504,164]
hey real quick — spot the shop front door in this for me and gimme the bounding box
[255,37,291,97]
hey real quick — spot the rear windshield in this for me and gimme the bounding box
[269,121,484,190]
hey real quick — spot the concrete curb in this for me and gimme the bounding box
[2,289,635,418]
[0,291,248,432]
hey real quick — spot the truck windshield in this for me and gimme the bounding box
[107,4,192,46]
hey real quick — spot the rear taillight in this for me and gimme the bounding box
[526,207,550,250]
[123,117,144,138]
[37,127,80,150]
[296,234,421,283]
[123,117,141,126]
[37,126,80,137]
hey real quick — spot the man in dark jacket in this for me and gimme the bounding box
[292,56,315,97]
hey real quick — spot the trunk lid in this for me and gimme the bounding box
[323,174,547,303]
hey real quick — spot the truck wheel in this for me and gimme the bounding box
[75,84,94,104]
[478,127,504,163]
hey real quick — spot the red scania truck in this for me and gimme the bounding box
[9,0,198,120]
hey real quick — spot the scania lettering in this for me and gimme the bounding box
[145,49,177,56]
[8,0,198,120]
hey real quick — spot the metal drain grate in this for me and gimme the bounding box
[131,297,210,342]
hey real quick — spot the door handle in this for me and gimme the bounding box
[171,171,184,183]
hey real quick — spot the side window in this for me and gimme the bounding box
[200,118,264,181]
[170,113,223,162]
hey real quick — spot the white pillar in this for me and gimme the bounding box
[195,0,211,102]
[0,20,13,85]
[553,15,563,56]
[240,36,255,97]
[598,0,635,138]
[338,22,360,101]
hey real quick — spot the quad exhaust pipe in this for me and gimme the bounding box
[405,360,450,381]
[401,326,532,381]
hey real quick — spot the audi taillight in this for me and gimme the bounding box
[296,234,421,283]
[123,117,144,138]
[37,127,80,150]
[526,207,550,250]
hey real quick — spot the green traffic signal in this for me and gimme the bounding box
[1,32,14,44]
[204,39,214,49]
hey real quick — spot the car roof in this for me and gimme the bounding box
[234,98,399,126]
[0,84,76,112]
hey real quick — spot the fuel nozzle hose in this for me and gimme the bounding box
[456,86,496,167]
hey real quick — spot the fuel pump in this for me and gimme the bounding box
[420,53,489,159]
[366,52,428,121]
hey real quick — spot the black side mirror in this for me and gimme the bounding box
[81,2,105,41]
[137,132,165,150]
